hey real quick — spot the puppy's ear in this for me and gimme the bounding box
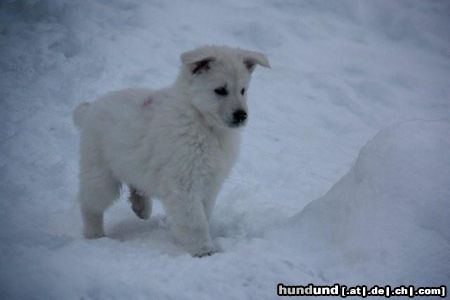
[242,50,270,72]
[181,48,216,75]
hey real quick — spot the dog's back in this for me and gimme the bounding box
[74,87,163,185]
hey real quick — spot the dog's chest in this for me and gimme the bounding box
[173,129,240,180]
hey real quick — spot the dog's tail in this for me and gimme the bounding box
[73,102,90,129]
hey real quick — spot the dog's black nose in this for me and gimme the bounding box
[233,110,247,124]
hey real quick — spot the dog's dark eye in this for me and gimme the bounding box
[214,87,228,96]
[241,88,246,95]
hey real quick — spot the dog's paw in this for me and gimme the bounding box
[131,201,150,220]
[191,245,217,258]
[83,228,105,239]
[129,187,151,220]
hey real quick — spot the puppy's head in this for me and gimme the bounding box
[180,46,270,129]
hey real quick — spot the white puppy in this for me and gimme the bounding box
[73,46,269,256]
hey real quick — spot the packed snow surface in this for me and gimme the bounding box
[1,0,450,299]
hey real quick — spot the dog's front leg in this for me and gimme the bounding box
[164,189,215,257]
[202,181,222,222]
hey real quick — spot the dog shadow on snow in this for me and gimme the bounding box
[107,213,168,241]
[104,213,182,255]
[104,203,252,255]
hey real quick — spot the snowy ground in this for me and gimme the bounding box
[1,0,450,299]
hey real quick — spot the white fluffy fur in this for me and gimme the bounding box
[73,46,269,256]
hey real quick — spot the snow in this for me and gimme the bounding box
[1,0,450,299]
[270,120,450,286]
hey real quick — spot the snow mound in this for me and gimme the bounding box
[272,120,450,284]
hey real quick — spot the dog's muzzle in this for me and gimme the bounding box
[231,109,247,127]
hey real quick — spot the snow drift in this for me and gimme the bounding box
[272,120,450,285]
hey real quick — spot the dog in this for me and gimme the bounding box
[73,45,269,256]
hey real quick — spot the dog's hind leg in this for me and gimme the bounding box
[78,165,120,238]
[128,186,152,220]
